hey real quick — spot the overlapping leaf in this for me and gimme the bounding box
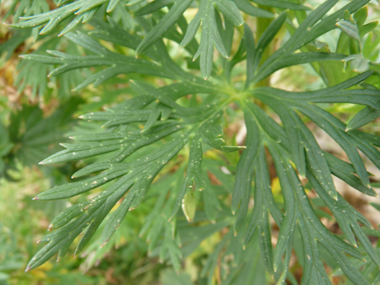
[20,31,177,91]
[232,98,379,284]
[179,0,244,79]
[8,0,312,79]
[9,0,380,284]
[246,0,371,86]
[8,0,129,35]
[26,80,241,270]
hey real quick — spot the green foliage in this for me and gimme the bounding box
[3,0,380,284]
[0,98,82,180]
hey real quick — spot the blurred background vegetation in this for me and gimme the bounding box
[1,0,380,284]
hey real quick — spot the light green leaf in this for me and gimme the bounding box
[343,54,370,72]
[182,191,198,223]
[9,0,124,35]
[337,20,360,43]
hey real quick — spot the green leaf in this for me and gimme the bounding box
[182,191,198,223]
[180,0,243,79]
[233,0,273,18]
[244,23,255,88]
[308,171,380,267]
[231,109,260,214]
[250,0,310,11]
[250,0,371,85]
[9,0,116,35]
[11,0,379,282]
[325,152,376,197]
[347,106,380,131]
[136,0,193,56]
[253,72,377,108]
[251,10,288,74]
[253,94,307,178]
[100,190,136,247]
[295,104,371,187]
[337,20,360,43]
[171,136,205,222]
[343,54,370,72]
[267,142,296,273]
[201,111,245,152]
[253,52,346,84]
[20,32,176,91]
